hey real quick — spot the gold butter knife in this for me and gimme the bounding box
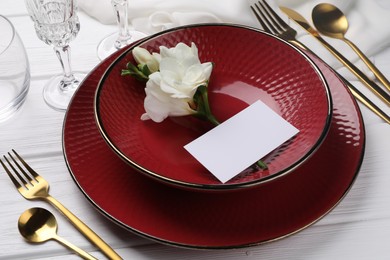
[280,6,390,107]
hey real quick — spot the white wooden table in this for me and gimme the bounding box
[1,1,390,259]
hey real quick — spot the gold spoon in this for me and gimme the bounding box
[312,3,390,92]
[18,207,97,260]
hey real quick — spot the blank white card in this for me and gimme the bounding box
[184,100,299,183]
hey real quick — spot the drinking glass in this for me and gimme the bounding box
[25,0,85,111]
[0,15,30,123]
[97,0,147,60]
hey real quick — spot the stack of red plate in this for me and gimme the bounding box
[63,24,364,249]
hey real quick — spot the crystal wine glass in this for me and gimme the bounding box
[97,0,147,60]
[25,0,85,111]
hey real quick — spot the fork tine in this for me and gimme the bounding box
[12,149,39,178]
[260,0,290,29]
[8,151,36,184]
[251,3,273,34]
[256,0,284,34]
[1,156,25,188]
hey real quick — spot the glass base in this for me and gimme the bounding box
[97,30,147,60]
[0,83,29,123]
[43,72,86,112]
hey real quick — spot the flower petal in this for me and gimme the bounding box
[132,47,160,73]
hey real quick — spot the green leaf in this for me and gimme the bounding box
[121,62,149,82]
[140,64,152,77]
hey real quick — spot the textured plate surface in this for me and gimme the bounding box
[63,26,364,249]
[95,24,332,190]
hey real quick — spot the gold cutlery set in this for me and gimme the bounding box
[251,0,390,124]
[0,150,122,259]
[312,3,390,92]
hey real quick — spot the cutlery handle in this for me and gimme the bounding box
[290,39,390,124]
[54,235,98,260]
[45,195,123,260]
[346,82,390,124]
[344,38,390,92]
[315,36,390,106]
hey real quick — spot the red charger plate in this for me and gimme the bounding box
[94,24,332,190]
[63,25,365,249]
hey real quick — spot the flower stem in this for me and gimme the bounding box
[198,85,220,125]
[203,103,220,126]
[206,113,220,127]
[256,160,268,169]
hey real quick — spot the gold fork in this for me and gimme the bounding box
[0,150,122,260]
[250,0,390,124]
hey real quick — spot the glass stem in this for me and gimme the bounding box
[112,0,131,49]
[54,45,76,92]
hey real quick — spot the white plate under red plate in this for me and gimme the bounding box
[63,25,365,249]
[94,24,332,190]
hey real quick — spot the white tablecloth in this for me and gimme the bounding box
[0,0,389,259]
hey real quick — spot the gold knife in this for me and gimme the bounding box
[280,6,390,107]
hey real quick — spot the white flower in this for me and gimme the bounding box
[132,46,161,73]
[141,42,213,122]
[140,73,196,122]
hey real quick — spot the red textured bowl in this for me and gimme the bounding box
[94,24,332,191]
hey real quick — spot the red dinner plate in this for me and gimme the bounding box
[63,25,364,249]
[94,24,332,190]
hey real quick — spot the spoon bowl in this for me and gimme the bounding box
[18,207,57,243]
[312,3,348,39]
[18,207,97,260]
